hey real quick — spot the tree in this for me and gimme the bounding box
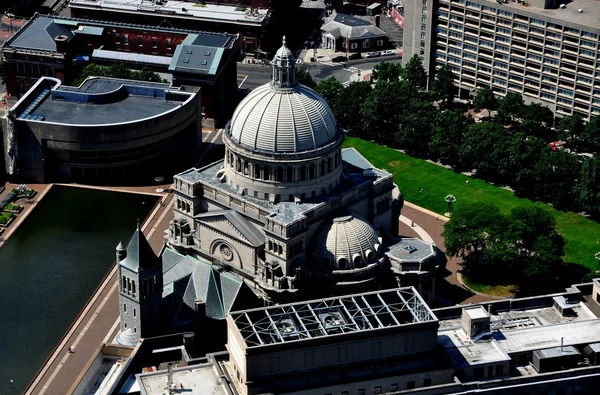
[556,114,585,148]
[396,98,436,156]
[430,64,456,107]
[336,81,372,132]
[360,81,413,143]
[519,102,555,140]
[581,117,600,153]
[504,206,564,294]
[517,149,581,209]
[473,87,498,111]
[443,201,507,263]
[458,122,509,181]
[429,110,472,169]
[73,63,165,85]
[371,61,403,83]
[505,133,546,192]
[295,67,316,88]
[402,54,428,90]
[574,157,600,217]
[497,92,524,125]
[445,194,456,215]
[315,77,343,109]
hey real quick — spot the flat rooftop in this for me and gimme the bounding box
[175,147,392,225]
[137,364,230,395]
[439,302,600,367]
[478,0,600,30]
[386,238,435,263]
[16,77,194,125]
[69,0,270,26]
[3,15,237,53]
[229,287,436,349]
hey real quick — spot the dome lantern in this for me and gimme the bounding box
[271,36,296,89]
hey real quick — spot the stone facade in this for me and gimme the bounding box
[165,38,436,303]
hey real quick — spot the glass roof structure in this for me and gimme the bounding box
[230,287,437,348]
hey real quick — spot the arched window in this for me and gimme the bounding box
[276,167,284,182]
[320,160,326,176]
[132,280,136,296]
[236,157,241,172]
[309,163,315,179]
[278,244,283,255]
[353,255,362,267]
[177,199,181,209]
[254,164,261,179]
[268,240,273,251]
[287,166,293,182]
[338,258,348,270]
[263,166,270,181]
[327,157,332,173]
[244,161,249,175]
[122,276,126,291]
[300,165,306,181]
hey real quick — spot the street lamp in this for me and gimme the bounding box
[5,13,15,35]
[445,194,456,216]
[155,176,165,193]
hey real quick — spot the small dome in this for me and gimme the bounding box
[116,328,138,346]
[116,241,125,251]
[312,214,379,269]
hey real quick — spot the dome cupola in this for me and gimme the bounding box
[272,36,296,88]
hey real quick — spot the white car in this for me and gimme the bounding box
[380,50,396,56]
[365,51,381,58]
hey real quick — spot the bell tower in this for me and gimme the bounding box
[116,224,163,346]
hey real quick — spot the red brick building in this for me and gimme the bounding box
[1,14,241,125]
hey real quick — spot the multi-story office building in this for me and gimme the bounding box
[403,0,600,119]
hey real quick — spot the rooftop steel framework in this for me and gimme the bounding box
[230,287,436,348]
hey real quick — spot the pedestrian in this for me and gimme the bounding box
[68,346,74,354]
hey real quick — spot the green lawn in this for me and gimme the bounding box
[343,136,600,270]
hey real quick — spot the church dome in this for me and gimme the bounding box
[312,213,380,269]
[227,37,339,154]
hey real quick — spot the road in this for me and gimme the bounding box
[237,57,403,90]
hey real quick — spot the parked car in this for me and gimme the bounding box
[365,51,381,58]
[348,53,362,60]
[380,50,396,56]
[332,55,348,63]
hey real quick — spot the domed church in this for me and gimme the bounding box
[163,37,436,304]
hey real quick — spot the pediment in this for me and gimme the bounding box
[195,210,265,247]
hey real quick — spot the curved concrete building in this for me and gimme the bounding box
[1,76,201,183]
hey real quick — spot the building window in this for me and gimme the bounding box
[123,34,129,45]
[358,389,366,395]
[151,37,158,48]
[123,303,126,312]
[374,386,382,394]
[167,38,172,49]
[138,36,143,46]
[351,43,358,49]
[362,41,368,49]
[133,308,136,317]
[407,381,416,389]
[377,39,383,46]
[343,41,347,49]
[391,384,399,391]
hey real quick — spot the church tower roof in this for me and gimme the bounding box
[119,225,159,272]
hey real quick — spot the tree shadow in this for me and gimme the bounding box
[434,278,475,307]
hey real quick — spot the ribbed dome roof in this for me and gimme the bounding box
[228,84,338,153]
[312,214,379,268]
[227,36,339,154]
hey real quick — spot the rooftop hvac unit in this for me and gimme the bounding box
[275,318,298,337]
[319,311,346,330]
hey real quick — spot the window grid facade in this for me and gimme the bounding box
[429,0,600,119]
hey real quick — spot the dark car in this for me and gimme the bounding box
[332,55,348,63]
[348,53,362,60]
